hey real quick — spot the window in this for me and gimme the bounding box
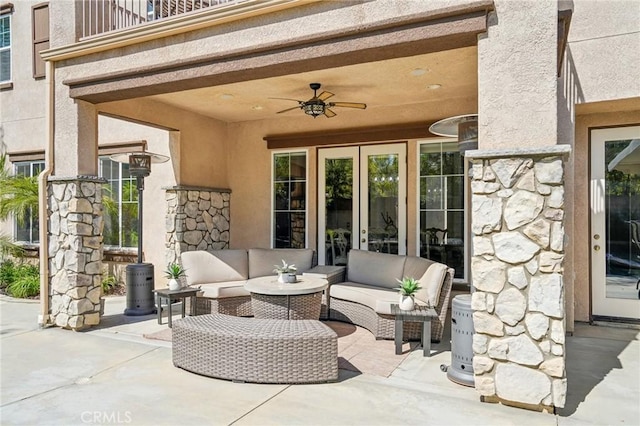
[419,142,466,279]
[0,6,11,84]
[273,152,307,248]
[99,157,138,249]
[14,161,44,244]
[32,3,49,79]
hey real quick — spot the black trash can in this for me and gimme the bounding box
[124,263,156,316]
[447,294,475,386]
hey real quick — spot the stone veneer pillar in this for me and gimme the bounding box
[165,186,231,265]
[48,176,105,330]
[466,146,571,412]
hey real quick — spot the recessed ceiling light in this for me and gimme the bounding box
[427,84,442,90]
[220,94,234,100]
[411,68,428,76]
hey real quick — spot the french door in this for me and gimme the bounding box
[318,144,407,265]
[590,126,640,319]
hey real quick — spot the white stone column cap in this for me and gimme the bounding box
[465,145,571,160]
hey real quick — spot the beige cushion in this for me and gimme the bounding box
[402,256,435,281]
[346,250,406,290]
[194,281,250,298]
[331,282,426,315]
[181,250,248,285]
[416,262,448,307]
[248,248,314,278]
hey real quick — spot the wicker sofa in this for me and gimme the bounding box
[180,248,315,317]
[328,250,454,342]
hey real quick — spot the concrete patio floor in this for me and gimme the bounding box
[1,294,638,426]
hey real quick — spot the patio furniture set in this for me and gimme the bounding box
[170,248,453,384]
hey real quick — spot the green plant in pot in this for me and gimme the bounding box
[396,277,422,311]
[273,260,297,283]
[164,262,187,290]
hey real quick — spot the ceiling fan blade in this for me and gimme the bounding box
[269,97,304,103]
[317,91,335,101]
[276,106,303,114]
[329,102,367,109]
[324,108,337,118]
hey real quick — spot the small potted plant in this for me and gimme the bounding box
[273,260,297,283]
[396,277,422,311]
[165,262,187,290]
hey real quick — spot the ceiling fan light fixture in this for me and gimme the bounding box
[303,101,325,117]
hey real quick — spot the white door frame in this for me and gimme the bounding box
[591,126,640,319]
[359,144,407,255]
[318,147,359,265]
[318,144,407,264]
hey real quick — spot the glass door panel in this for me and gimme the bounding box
[318,147,358,265]
[591,126,640,319]
[360,144,406,255]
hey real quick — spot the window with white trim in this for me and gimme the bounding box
[272,152,307,248]
[99,156,138,248]
[0,11,11,83]
[14,161,44,244]
[419,141,466,279]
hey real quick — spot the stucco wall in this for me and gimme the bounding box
[97,115,176,286]
[224,97,472,253]
[0,1,48,237]
[477,0,559,149]
[567,0,640,104]
[98,98,229,188]
[49,1,478,80]
[0,2,46,155]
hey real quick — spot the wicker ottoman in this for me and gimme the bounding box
[172,314,339,384]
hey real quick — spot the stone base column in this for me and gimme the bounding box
[165,186,231,265]
[466,146,571,412]
[48,176,105,330]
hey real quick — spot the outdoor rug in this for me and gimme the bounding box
[144,320,416,378]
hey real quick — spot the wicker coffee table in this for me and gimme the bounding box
[392,303,438,357]
[245,276,328,320]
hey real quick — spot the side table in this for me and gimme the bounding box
[153,287,199,328]
[391,303,438,357]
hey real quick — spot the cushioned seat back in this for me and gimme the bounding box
[248,248,315,278]
[403,256,435,280]
[181,250,248,285]
[346,250,406,290]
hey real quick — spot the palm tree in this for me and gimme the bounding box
[0,154,39,260]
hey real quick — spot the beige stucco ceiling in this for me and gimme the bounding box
[146,46,478,124]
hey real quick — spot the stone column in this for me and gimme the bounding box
[48,176,105,330]
[165,186,231,265]
[466,146,571,412]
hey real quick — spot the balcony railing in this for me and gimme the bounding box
[82,0,247,38]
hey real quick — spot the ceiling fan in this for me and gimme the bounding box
[272,83,367,118]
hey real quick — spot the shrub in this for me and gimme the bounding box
[7,274,40,298]
[101,275,120,294]
[0,259,16,290]
[4,263,39,298]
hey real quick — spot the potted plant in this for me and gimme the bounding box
[396,277,422,311]
[164,262,187,290]
[273,260,297,283]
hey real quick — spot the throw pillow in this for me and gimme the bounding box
[415,263,448,307]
